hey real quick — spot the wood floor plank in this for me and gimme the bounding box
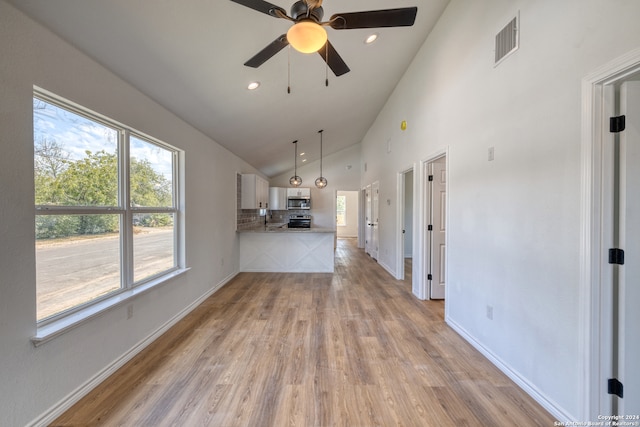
[51,238,555,426]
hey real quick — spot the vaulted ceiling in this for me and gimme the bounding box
[10,0,450,177]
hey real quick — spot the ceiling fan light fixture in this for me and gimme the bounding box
[287,21,328,53]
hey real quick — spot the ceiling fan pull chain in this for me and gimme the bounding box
[288,46,291,94]
[325,43,329,87]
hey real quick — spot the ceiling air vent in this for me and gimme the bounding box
[494,14,519,66]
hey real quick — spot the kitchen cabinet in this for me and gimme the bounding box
[241,174,269,209]
[269,187,287,210]
[286,187,311,198]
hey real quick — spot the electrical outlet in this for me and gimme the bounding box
[486,305,493,320]
[127,304,134,319]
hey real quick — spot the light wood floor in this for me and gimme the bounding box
[52,238,555,426]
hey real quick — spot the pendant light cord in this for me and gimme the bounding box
[319,129,323,174]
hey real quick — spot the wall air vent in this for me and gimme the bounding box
[494,14,519,66]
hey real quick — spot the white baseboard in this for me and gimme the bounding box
[27,271,238,427]
[446,315,574,423]
[378,259,396,279]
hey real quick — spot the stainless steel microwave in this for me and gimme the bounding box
[287,198,310,210]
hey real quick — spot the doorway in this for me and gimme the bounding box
[336,190,359,238]
[396,169,414,282]
[583,48,640,420]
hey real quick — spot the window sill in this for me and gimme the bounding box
[31,267,190,347]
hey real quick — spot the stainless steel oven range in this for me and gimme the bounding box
[288,214,311,228]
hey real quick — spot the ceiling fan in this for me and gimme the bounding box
[230,0,418,76]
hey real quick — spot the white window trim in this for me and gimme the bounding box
[32,87,185,344]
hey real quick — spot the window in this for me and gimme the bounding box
[34,90,182,323]
[336,195,346,226]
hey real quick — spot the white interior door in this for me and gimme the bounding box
[371,181,379,261]
[364,185,372,255]
[616,80,640,415]
[428,157,446,299]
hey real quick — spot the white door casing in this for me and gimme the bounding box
[428,157,446,299]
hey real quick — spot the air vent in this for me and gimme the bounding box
[494,14,519,66]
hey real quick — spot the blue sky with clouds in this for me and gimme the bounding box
[34,97,173,179]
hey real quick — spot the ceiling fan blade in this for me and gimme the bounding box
[244,34,289,68]
[329,7,417,30]
[230,0,286,18]
[318,40,350,76]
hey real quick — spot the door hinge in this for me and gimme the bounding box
[609,248,625,265]
[427,224,433,231]
[608,378,624,398]
[427,274,433,280]
[610,115,626,133]
[428,175,434,181]
[402,229,405,234]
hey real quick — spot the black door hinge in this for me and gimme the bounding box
[428,175,434,181]
[427,224,433,231]
[609,248,625,265]
[608,378,624,398]
[427,274,433,280]
[402,229,406,234]
[610,115,626,133]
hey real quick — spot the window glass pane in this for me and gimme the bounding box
[133,213,175,282]
[130,136,174,208]
[33,98,119,207]
[36,214,121,321]
[336,195,346,226]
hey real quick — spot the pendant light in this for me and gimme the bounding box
[315,129,327,189]
[289,140,302,187]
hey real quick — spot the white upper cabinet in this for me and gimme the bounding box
[241,174,269,209]
[269,187,287,210]
[287,187,311,198]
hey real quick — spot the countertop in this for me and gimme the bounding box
[237,225,335,233]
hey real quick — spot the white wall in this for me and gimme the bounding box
[270,144,362,229]
[359,0,640,421]
[0,2,263,425]
[337,191,359,238]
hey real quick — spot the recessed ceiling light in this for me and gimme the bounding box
[365,34,378,44]
[247,81,260,90]
[299,152,305,156]
[302,159,307,162]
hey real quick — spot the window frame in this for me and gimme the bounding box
[33,88,184,337]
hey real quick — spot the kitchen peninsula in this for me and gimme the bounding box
[237,227,335,273]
